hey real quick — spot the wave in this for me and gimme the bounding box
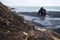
[11,6,60,12]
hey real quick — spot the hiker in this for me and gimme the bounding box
[38,7,46,17]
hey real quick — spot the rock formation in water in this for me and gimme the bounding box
[0,2,60,40]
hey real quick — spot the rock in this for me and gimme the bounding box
[0,2,60,40]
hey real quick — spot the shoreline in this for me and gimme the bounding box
[17,11,60,34]
[17,11,60,27]
[17,11,60,18]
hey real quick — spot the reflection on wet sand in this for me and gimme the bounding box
[20,15,60,29]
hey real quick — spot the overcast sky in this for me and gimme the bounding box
[0,0,60,6]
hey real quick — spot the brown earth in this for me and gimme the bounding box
[0,2,60,40]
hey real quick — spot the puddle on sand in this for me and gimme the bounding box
[20,15,60,29]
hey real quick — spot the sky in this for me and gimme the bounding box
[0,0,60,6]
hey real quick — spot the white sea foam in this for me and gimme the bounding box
[20,15,60,29]
[11,6,60,12]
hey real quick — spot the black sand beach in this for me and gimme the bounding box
[18,11,60,34]
[17,11,60,27]
[18,11,60,18]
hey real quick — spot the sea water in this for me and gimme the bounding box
[10,6,60,12]
[11,6,60,29]
[20,15,60,29]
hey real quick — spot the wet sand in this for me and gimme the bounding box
[17,11,60,27]
[18,11,60,34]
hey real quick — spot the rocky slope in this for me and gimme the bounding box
[0,2,60,40]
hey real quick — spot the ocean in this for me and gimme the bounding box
[10,6,60,12]
[11,6,60,29]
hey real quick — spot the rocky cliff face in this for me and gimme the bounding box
[0,2,60,40]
